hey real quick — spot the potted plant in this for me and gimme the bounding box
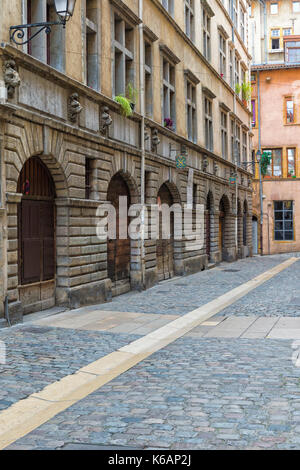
[235,83,241,95]
[164,118,174,130]
[126,82,138,111]
[288,170,293,178]
[241,81,252,106]
[114,95,133,117]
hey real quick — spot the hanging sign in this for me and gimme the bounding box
[176,155,186,169]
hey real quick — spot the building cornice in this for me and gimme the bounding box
[109,0,142,25]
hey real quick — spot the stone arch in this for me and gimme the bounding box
[218,194,231,261]
[106,171,142,294]
[105,169,140,204]
[205,191,214,260]
[243,199,249,246]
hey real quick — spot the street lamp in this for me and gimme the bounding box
[256,150,263,256]
[10,0,77,46]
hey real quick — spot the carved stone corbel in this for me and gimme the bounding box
[3,59,20,98]
[214,162,219,176]
[151,128,160,153]
[68,93,82,123]
[202,157,208,172]
[100,106,112,135]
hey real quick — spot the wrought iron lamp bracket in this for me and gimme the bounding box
[10,20,64,46]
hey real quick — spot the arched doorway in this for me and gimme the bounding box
[237,199,242,257]
[252,216,258,254]
[243,201,248,246]
[18,157,56,286]
[107,173,131,289]
[219,195,229,261]
[156,183,174,281]
[206,193,213,260]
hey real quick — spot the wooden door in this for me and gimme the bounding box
[219,211,225,254]
[206,211,211,259]
[107,174,131,283]
[18,157,55,285]
[156,184,174,281]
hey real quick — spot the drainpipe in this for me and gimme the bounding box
[258,0,267,64]
[139,0,146,288]
[231,2,238,258]
[257,70,264,255]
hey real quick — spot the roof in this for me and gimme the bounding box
[251,62,300,71]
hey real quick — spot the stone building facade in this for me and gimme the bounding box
[0,0,253,326]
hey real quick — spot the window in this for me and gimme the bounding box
[144,41,153,117]
[86,0,99,89]
[186,80,197,142]
[185,0,194,41]
[204,97,213,151]
[264,148,282,177]
[272,38,280,50]
[162,0,174,15]
[163,58,176,128]
[229,49,233,87]
[235,124,240,164]
[251,100,256,127]
[286,98,294,123]
[271,29,280,37]
[27,0,65,70]
[270,3,278,14]
[285,40,300,62]
[203,9,211,61]
[85,158,92,199]
[287,148,296,175]
[274,201,294,241]
[235,54,239,90]
[193,184,198,209]
[113,14,134,96]
[233,0,238,27]
[283,28,292,36]
[240,5,245,42]
[231,119,235,160]
[219,34,226,76]
[220,111,228,159]
[242,131,247,163]
[293,1,300,12]
[251,72,256,83]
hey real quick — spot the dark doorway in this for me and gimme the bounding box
[18,157,56,285]
[219,198,226,260]
[206,193,212,260]
[156,183,174,281]
[107,173,131,284]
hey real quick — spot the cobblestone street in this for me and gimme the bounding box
[1,254,300,450]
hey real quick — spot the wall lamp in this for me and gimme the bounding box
[10,0,76,46]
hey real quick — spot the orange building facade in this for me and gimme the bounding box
[252,64,300,255]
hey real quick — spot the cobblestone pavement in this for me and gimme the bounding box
[218,257,300,317]
[6,336,300,450]
[0,327,138,412]
[96,253,299,316]
[2,253,300,450]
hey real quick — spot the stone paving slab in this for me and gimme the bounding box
[6,336,300,450]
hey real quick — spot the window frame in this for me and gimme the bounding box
[203,8,211,61]
[220,110,228,160]
[263,148,283,177]
[186,78,197,143]
[162,57,176,129]
[185,0,195,41]
[287,148,296,176]
[285,96,295,124]
[204,95,213,151]
[274,201,294,242]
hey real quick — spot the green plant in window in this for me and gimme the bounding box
[235,83,241,95]
[114,95,133,117]
[241,81,252,101]
[126,82,138,105]
[260,152,272,176]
